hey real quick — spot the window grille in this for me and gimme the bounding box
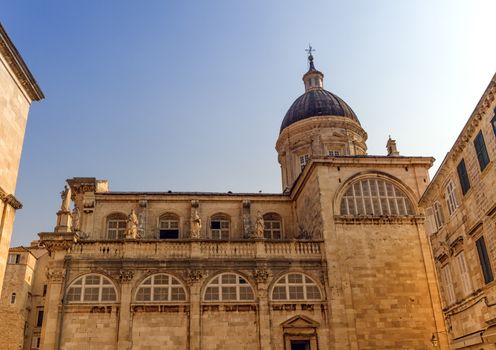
[340,178,414,216]
[66,274,117,303]
[135,274,186,302]
[203,273,254,302]
[445,181,458,215]
[328,150,340,156]
[271,273,321,301]
[263,213,282,239]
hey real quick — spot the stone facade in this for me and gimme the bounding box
[420,73,496,349]
[0,56,449,349]
[0,243,48,350]
[0,23,44,293]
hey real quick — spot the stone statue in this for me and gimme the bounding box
[126,209,139,239]
[60,185,71,212]
[254,211,265,238]
[71,207,80,232]
[191,209,202,239]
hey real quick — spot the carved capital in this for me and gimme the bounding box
[119,270,134,282]
[253,268,270,284]
[39,232,78,255]
[46,269,64,282]
[185,269,205,285]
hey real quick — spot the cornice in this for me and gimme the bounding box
[276,116,367,151]
[421,74,496,204]
[0,185,22,209]
[0,22,44,101]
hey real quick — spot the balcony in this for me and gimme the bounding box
[69,239,324,260]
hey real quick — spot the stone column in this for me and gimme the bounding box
[254,267,271,349]
[40,260,65,350]
[117,270,134,350]
[187,270,204,350]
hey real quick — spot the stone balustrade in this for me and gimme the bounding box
[69,239,323,259]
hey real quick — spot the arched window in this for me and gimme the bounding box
[263,213,282,239]
[106,213,127,239]
[135,274,187,302]
[203,273,255,302]
[66,274,117,303]
[272,273,321,301]
[159,213,180,239]
[210,214,230,240]
[340,178,414,216]
[10,292,16,304]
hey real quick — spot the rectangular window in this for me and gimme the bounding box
[8,254,20,264]
[491,109,496,136]
[456,252,472,296]
[476,236,494,284]
[474,130,490,171]
[42,285,47,297]
[299,154,310,170]
[36,309,44,328]
[441,265,456,305]
[433,202,444,230]
[457,159,471,195]
[32,336,41,349]
[445,181,458,215]
[291,340,311,350]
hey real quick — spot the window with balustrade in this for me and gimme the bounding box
[159,213,180,239]
[203,273,255,302]
[340,178,414,216]
[66,274,117,303]
[135,274,187,302]
[263,213,282,239]
[210,214,230,240]
[271,273,322,301]
[106,213,127,239]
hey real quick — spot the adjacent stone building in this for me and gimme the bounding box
[420,73,496,349]
[1,54,448,349]
[0,22,44,292]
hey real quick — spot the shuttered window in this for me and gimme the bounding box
[441,265,456,305]
[474,131,490,171]
[457,159,471,195]
[456,252,472,296]
[476,236,494,284]
[445,181,458,215]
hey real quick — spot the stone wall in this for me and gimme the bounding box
[419,74,496,349]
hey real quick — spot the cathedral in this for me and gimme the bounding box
[0,52,450,350]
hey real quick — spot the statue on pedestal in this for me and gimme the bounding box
[71,207,80,232]
[191,209,202,239]
[126,209,139,239]
[254,211,265,238]
[60,185,71,212]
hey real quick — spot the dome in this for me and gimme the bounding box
[280,89,360,133]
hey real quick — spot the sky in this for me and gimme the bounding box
[1,1,495,246]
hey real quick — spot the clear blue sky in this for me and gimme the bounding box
[1,1,495,246]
